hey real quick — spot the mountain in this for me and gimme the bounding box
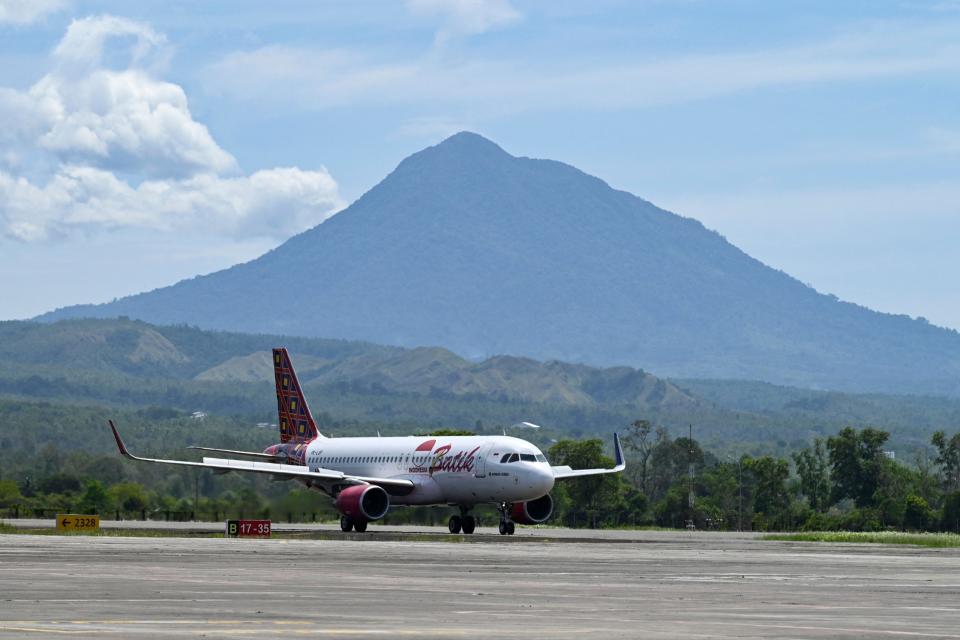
[0,318,700,413]
[40,132,960,395]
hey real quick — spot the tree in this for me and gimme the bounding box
[744,456,790,530]
[827,427,890,508]
[647,430,711,504]
[932,431,960,493]
[0,479,22,505]
[903,495,934,531]
[108,482,149,512]
[942,492,960,533]
[793,439,829,511]
[78,480,112,514]
[549,439,623,528]
[622,419,655,495]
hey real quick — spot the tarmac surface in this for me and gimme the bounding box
[2,523,960,638]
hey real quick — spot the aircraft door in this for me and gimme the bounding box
[473,442,493,479]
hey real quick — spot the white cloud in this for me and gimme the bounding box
[31,69,237,177]
[53,15,166,71]
[0,165,341,242]
[0,15,344,242]
[203,20,960,114]
[407,0,521,44]
[0,0,65,25]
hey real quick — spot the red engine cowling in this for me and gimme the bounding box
[511,493,554,524]
[334,485,390,522]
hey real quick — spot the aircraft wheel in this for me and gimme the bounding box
[340,516,353,532]
[448,515,462,534]
[461,515,476,534]
[354,520,368,533]
[506,521,515,535]
[498,521,508,535]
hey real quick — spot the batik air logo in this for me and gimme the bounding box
[411,439,480,475]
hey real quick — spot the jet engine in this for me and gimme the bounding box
[510,493,554,524]
[335,484,390,522]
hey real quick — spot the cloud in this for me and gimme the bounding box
[53,15,166,71]
[0,15,343,242]
[202,20,960,114]
[406,0,521,44]
[31,69,237,177]
[0,165,341,242]
[0,0,65,25]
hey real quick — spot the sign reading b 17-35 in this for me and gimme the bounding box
[226,519,271,538]
[56,514,100,531]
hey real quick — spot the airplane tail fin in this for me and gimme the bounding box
[272,348,323,443]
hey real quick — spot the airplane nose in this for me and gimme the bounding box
[535,465,555,495]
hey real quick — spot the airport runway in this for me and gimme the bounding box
[2,527,960,638]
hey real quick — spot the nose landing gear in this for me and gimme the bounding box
[497,502,515,535]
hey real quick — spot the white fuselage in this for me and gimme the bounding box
[302,435,554,506]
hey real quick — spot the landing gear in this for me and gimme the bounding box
[449,507,477,534]
[448,515,462,534]
[496,503,515,535]
[340,516,368,532]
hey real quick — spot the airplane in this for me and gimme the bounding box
[108,348,625,535]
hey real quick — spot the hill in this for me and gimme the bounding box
[39,132,960,395]
[1,318,958,455]
[0,317,701,416]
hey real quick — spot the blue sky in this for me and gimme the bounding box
[1,0,958,329]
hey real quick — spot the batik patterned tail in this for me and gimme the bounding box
[273,348,321,443]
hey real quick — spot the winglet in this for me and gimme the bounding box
[613,432,625,471]
[108,420,132,458]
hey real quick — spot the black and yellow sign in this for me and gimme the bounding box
[56,514,100,531]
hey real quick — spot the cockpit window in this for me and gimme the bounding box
[535,454,547,463]
[520,453,536,462]
[501,453,518,463]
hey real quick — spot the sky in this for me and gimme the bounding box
[1,0,958,329]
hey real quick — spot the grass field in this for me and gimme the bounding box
[764,531,960,548]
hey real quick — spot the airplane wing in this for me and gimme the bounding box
[108,421,414,495]
[551,432,626,480]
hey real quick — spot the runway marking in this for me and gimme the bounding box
[693,621,960,638]
[0,622,469,636]
[0,627,107,635]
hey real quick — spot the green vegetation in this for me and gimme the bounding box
[3,398,960,534]
[3,319,960,533]
[763,532,960,547]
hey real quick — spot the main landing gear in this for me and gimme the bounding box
[448,507,476,534]
[340,516,368,533]
[497,502,515,536]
